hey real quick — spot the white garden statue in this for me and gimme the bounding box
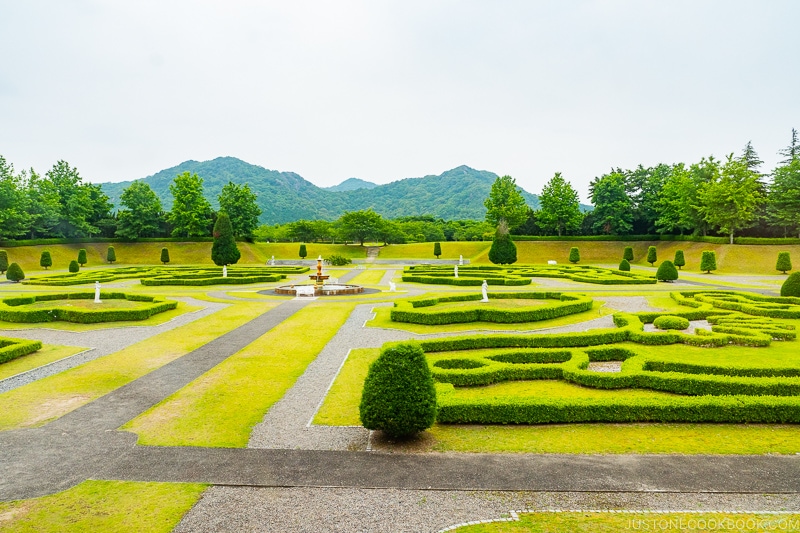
[270,255,275,266]
[454,264,458,278]
[481,279,489,302]
[223,265,227,278]
[459,255,464,266]
[94,281,102,304]
[389,281,396,292]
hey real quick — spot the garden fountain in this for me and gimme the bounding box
[274,255,365,296]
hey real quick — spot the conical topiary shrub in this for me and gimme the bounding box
[69,260,80,273]
[0,250,8,274]
[5,262,24,282]
[619,258,631,271]
[700,251,717,273]
[623,246,634,262]
[433,242,441,258]
[359,342,437,439]
[488,225,517,265]
[674,250,685,270]
[781,272,800,297]
[569,247,580,264]
[211,213,241,266]
[161,247,170,265]
[40,250,53,270]
[77,248,87,266]
[299,244,307,259]
[647,246,657,266]
[777,252,792,274]
[656,260,679,282]
[107,246,116,264]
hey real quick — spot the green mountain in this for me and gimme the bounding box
[99,157,544,224]
[325,177,378,192]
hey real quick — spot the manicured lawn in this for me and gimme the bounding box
[255,242,367,260]
[0,301,273,430]
[0,344,86,381]
[0,480,206,533]
[348,268,388,286]
[453,512,800,532]
[376,242,490,260]
[123,301,355,447]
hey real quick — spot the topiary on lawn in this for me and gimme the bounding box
[359,342,437,439]
[40,250,52,270]
[781,272,800,297]
[326,254,352,266]
[161,247,170,265]
[5,262,24,282]
[107,246,116,264]
[674,250,686,270]
[299,244,307,259]
[488,224,517,265]
[619,258,631,271]
[623,246,634,262]
[653,315,690,330]
[646,246,657,266]
[211,212,241,266]
[77,248,87,266]
[777,252,792,274]
[69,260,80,273]
[433,242,441,259]
[569,247,580,264]
[0,250,7,274]
[656,260,679,282]
[701,251,717,273]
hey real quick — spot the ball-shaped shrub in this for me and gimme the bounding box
[646,246,657,266]
[5,262,24,282]
[700,250,717,273]
[40,250,53,270]
[777,252,792,274]
[488,232,517,265]
[569,247,580,264]
[653,315,690,330]
[781,271,800,297]
[69,260,80,273]
[359,342,437,439]
[619,258,631,271]
[623,246,634,262]
[656,260,679,282]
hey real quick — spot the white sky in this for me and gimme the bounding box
[1,1,797,202]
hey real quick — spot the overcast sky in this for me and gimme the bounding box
[1,1,798,202]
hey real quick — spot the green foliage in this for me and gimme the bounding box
[769,157,800,238]
[77,248,87,266]
[433,241,441,258]
[699,154,764,243]
[623,246,634,261]
[781,272,800,297]
[403,264,656,286]
[40,250,52,269]
[218,181,261,238]
[591,172,633,234]
[777,252,792,274]
[646,246,657,265]
[0,250,7,273]
[338,209,384,245]
[326,254,352,266]
[210,213,241,266]
[674,249,686,269]
[168,172,212,237]
[46,160,107,238]
[160,247,170,265]
[106,246,116,264]
[619,258,630,271]
[656,260,678,282]
[653,315,690,330]
[359,342,437,438]
[700,250,717,273]
[115,181,164,240]
[69,260,80,273]
[568,247,580,264]
[484,175,529,230]
[0,155,32,240]
[488,224,517,265]
[0,292,177,323]
[0,336,42,364]
[298,244,307,259]
[537,172,583,236]
[5,262,24,282]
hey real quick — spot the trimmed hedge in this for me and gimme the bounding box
[403,264,656,286]
[0,337,43,364]
[0,292,177,323]
[653,315,690,330]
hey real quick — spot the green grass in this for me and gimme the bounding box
[0,344,87,381]
[256,242,367,260]
[453,512,800,532]
[0,480,206,533]
[376,242,490,260]
[0,301,273,430]
[348,268,387,286]
[123,301,355,447]
[314,348,375,426]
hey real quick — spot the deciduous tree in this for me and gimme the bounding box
[537,173,583,236]
[218,181,261,239]
[484,175,528,230]
[168,172,212,237]
[116,181,164,239]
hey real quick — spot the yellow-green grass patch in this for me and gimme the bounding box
[0,344,87,381]
[376,242,490,260]
[348,268,388,286]
[255,242,367,260]
[453,512,800,532]
[123,301,355,447]
[314,347,376,426]
[0,480,206,533]
[0,302,271,430]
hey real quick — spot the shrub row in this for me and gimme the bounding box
[401,275,530,286]
[0,337,43,364]
[0,293,177,323]
[141,274,285,286]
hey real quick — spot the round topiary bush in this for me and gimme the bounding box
[777,252,792,274]
[488,231,517,265]
[619,258,631,271]
[647,246,657,266]
[653,315,690,330]
[40,250,52,270]
[623,246,634,262]
[69,260,80,273]
[701,250,717,273]
[656,260,679,282]
[569,247,580,264]
[5,262,24,282]
[359,342,437,439]
[781,271,800,297]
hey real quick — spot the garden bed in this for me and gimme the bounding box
[0,292,178,323]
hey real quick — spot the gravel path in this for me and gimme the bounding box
[0,297,228,394]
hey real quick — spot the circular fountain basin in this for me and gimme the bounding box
[274,284,365,296]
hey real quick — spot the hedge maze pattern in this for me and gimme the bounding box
[402,264,656,286]
[0,292,178,323]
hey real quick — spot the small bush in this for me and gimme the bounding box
[299,244,307,259]
[69,260,80,273]
[0,250,8,274]
[77,248,87,266]
[359,342,437,439]
[488,231,517,265]
[107,246,116,264]
[5,262,24,282]
[40,250,52,270]
[161,247,170,265]
[701,251,717,273]
[619,258,631,271]
[569,247,580,264]
[647,246,657,266]
[326,254,352,266]
[656,260,679,282]
[653,315,690,330]
[433,242,441,258]
[674,250,685,270]
[777,252,792,274]
[623,246,634,262]
[781,272,800,297]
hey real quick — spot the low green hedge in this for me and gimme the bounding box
[0,292,177,323]
[24,266,308,286]
[0,337,43,364]
[403,264,656,286]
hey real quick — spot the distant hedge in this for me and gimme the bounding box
[0,292,177,324]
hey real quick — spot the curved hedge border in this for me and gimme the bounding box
[0,292,177,323]
[390,292,593,324]
[402,264,656,286]
[0,337,43,364]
